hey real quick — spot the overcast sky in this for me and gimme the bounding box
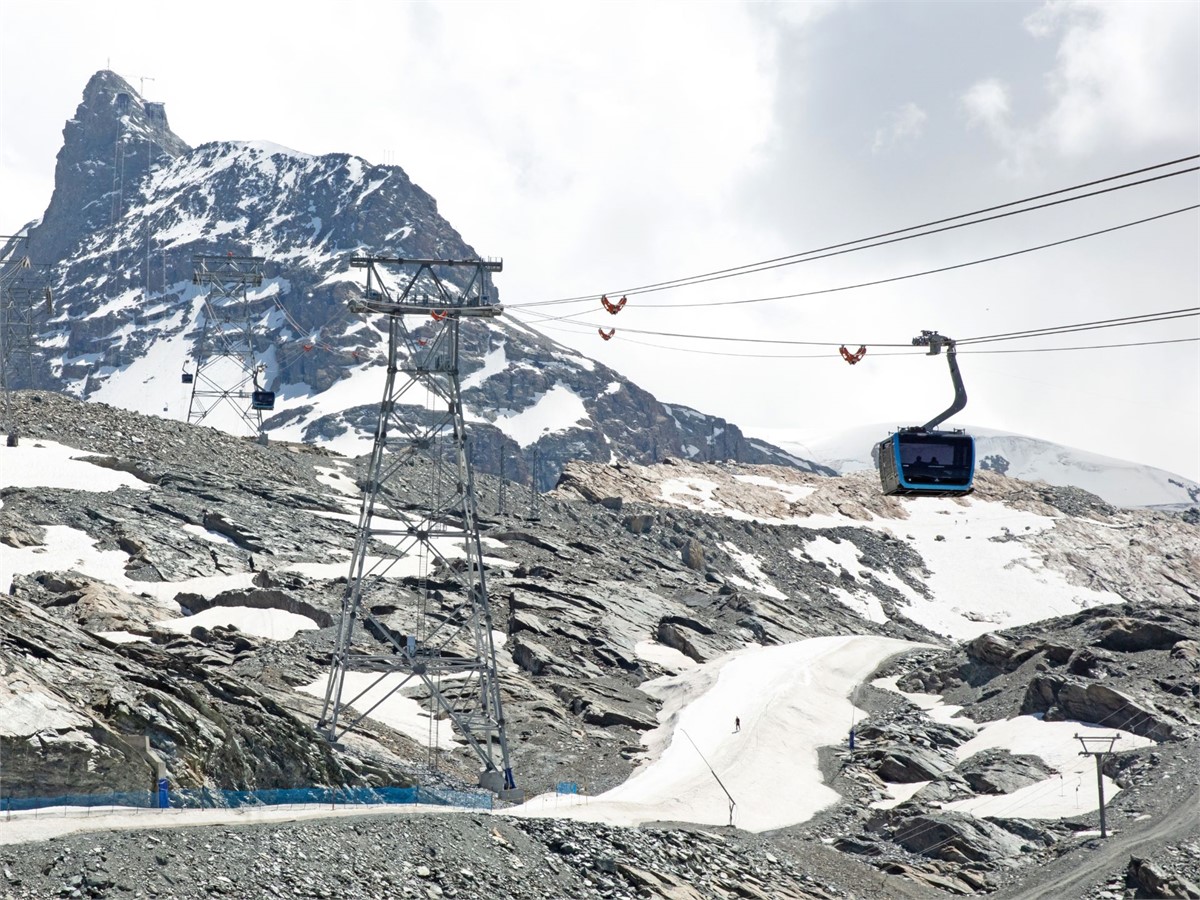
[2,0,1197,480]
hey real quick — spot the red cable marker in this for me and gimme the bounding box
[839,345,867,365]
[600,295,627,315]
[599,328,616,341]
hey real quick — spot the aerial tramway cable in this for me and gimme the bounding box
[510,155,1200,309]
[516,299,1198,350]
[518,204,1198,320]
[520,309,1198,360]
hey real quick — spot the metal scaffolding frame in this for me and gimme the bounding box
[318,254,520,799]
[186,254,269,434]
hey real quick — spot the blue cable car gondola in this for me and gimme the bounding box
[877,331,975,496]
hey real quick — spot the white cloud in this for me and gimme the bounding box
[962,79,1011,132]
[961,78,1037,174]
[1027,0,1200,154]
[965,0,1200,168]
[763,0,844,29]
[871,101,928,153]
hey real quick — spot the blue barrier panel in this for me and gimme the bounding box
[2,784,491,813]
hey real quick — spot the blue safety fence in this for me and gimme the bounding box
[1,790,156,812]
[1,784,492,814]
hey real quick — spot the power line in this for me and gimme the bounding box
[510,155,1200,309]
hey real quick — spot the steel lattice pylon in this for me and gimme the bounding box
[187,254,269,434]
[1,234,52,445]
[318,255,519,799]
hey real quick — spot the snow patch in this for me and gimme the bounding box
[492,383,590,448]
[298,672,461,750]
[155,606,319,641]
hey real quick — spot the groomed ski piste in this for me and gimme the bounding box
[0,437,1156,844]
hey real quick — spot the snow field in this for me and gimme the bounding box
[0,439,151,497]
[720,541,787,601]
[867,497,1115,639]
[650,468,1126,640]
[872,678,1154,819]
[460,343,508,391]
[508,635,925,833]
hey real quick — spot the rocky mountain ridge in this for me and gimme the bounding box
[9,69,827,490]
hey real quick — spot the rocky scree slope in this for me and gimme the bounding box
[2,390,1199,899]
[0,390,923,803]
[13,69,826,489]
[0,812,944,900]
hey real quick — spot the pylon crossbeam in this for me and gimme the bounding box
[320,256,516,794]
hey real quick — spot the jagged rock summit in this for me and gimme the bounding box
[32,70,191,262]
[13,69,829,489]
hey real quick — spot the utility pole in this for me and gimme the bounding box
[1076,733,1121,838]
[318,254,519,800]
[528,449,540,521]
[498,454,507,516]
[679,728,737,827]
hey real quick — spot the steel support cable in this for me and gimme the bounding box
[509,159,1200,309]
[516,204,1200,322]
[511,310,911,347]
[529,324,1198,360]
[965,337,1199,354]
[958,311,1200,347]
[268,302,362,376]
[514,295,1198,350]
[958,307,1200,345]
[525,308,1197,352]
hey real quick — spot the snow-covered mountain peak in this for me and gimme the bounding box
[15,70,828,490]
